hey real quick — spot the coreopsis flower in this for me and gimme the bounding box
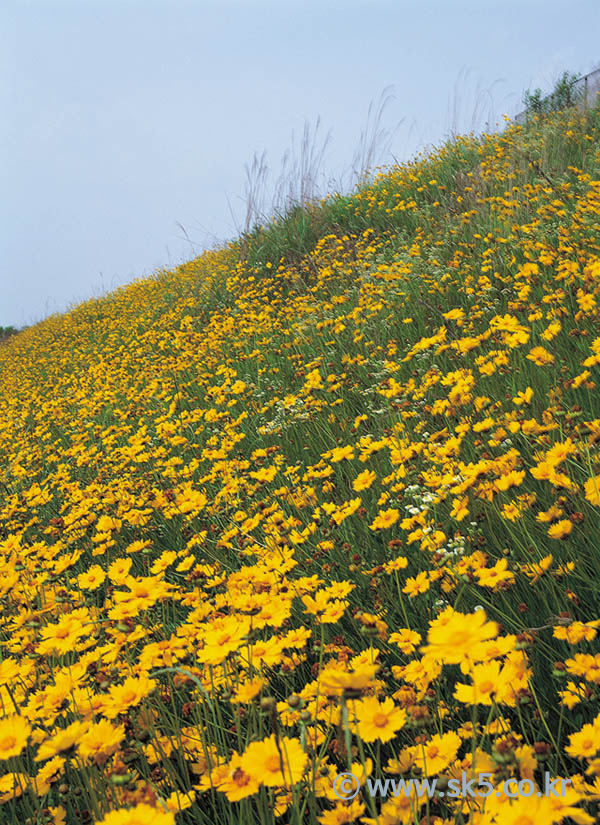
[442,308,465,321]
[35,720,87,761]
[319,662,378,696]
[249,466,278,483]
[585,475,600,506]
[0,772,28,803]
[566,718,600,759]
[565,653,600,683]
[389,628,421,654]
[150,550,177,575]
[454,660,506,705]
[526,346,554,365]
[196,616,251,664]
[241,734,307,787]
[78,564,106,589]
[37,609,92,656]
[362,785,426,825]
[512,387,533,405]
[548,519,573,539]
[0,715,32,759]
[103,675,157,719]
[495,470,525,492]
[539,436,567,463]
[412,730,461,775]
[96,803,175,825]
[318,799,366,825]
[369,508,400,530]
[46,807,66,825]
[331,497,362,525]
[522,553,553,582]
[536,504,564,522]
[212,752,259,801]
[501,501,522,521]
[125,540,152,554]
[545,785,595,825]
[329,445,354,462]
[352,696,406,743]
[383,556,408,573]
[174,485,208,513]
[402,571,430,597]
[558,681,586,710]
[483,794,557,825]
[33,755,65,795]
[302,590,347,624]
[108,557,133,584]
[554,620,599,644]
[230,678,265,704]
[352,470,377,491]
[77,719,125,764]
[474,558,515,588]
[421,607,498,668]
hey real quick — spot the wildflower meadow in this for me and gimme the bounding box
[1,102,600,825]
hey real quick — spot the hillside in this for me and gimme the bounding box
[1,104,600,825]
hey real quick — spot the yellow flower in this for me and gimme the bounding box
[318,799,366,824]
[577,288,597,312]
[402,572,430,598]
[219,752,260,801]
[389,628,421,654]
[96,803,175,825]
[108,557,133,584]
[474,558,515,589]
[526,346,554,365]
[319,663,378,696]
[197,616,251,664]
[558,681,586,709]
[536,504,564,522]
[249,465,278,483]
[78,564,106,589]
[369,508,400,530]
[585,475,600,506]
[383,556,408,573]
[454,660,506,705]
[442,308,465,321]
[554,620,599,644]
[566,720,600,759]
[501,502,522,521]
[103,675,157,719]
[548,519,573,539]
[35,721,87,761]
[231,678,266,704]
[34,756,65,795]
[77,720,125,764]
[241,734,307,787]
[421,608,498,668]
[37,610,91,656]
[352,470,377,491]
[329,445,355,463]
[0,715,32,760]
[412,730,461,775]
[352,696,406,743]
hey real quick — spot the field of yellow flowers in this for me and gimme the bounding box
[1,103,600,825]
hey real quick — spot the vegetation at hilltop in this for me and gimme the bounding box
[0,326,19,344]
[1,101,600,825]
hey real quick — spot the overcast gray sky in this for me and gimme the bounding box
[2,0,599,328]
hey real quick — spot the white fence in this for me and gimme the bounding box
[514,67,600,125]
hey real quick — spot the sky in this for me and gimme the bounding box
[2,0,599,328]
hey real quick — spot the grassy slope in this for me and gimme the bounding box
[1,105,600,824]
